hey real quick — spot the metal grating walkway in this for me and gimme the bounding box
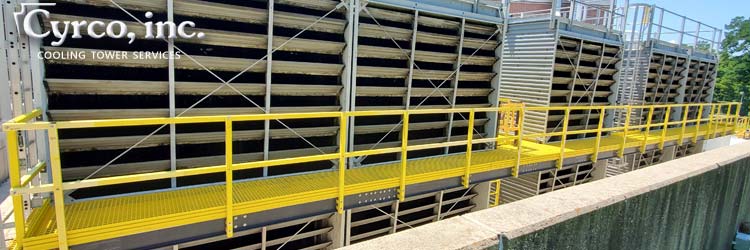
[18,125,731,249]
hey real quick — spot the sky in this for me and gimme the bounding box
[630,0,749,33]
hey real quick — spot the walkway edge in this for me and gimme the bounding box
[341,140,750,250]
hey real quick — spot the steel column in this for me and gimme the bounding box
[343,0,359,167]
[49,127,69,250]
[225,118,234,237]
[263,0,274,177]
[167,0,177,188]
[399,112,409,201]
[445,18,465,154]
[405,11,418,110]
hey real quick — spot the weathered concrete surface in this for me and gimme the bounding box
[341,141,750,250]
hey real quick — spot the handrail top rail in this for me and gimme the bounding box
[3,103,741,131]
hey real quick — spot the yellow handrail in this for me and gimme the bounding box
[2,102,742,248]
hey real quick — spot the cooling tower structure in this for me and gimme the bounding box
[610,4,721,175]
[498,0,628,203]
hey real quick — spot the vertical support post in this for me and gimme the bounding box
[7,130,24,247]
[641,106,655,153]
[694,23,701,49]
[263,0,274,177]
[591,107,605,162]
[655,8,664,40]
[551,0,561,17]
[679,104,689,144]
[619,106,632,157]
[493,180,501,207]
[344,209,352,246]
[735,103,742,130]
[645,5,654,41]
[659,106,671,149]
[261,227,267,250]
[327,212,345,248]
[570,0,577,22]
[342,0,359,167]
[404,11,418,110]
[678,16,686,49]
[48,127,68,250]
[557,109,570,169]
[470,181,490,211]
[620,0,630,32]
[433,191,444,222]
[566,39,584,114]
[513,106,525,177]
[692,105,704,143]
[0,27,11,182]
[337,114,347,214]
[224,118,234,238]
[606,0,615,31]
[707,104,716,139]
[463,110,475,188]
[445,18,465,154]
[26,0,49,186]
[716,104,724,137]
[711,26,717,52]
[390,201,399,234]
[399,112,409,201]
[167,0,177,188]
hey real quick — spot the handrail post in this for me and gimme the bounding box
[48,126,69,250]
[679,104,689,145]
[225,117,234,238]
[6,130,25,248]
[592,107,605,162]
[463,110,475,188]
[619,106,632,157]
[557,109,570,169]
[399,111,409,201]
[337,114,347,214]
[493,180,501,207]
[513,106,525,177]
[729,104,735,132]
[707,104,716,139]
[641,106,655,153]
[692,105,704,143]
[659,106,671,150]
[735,103,742,130]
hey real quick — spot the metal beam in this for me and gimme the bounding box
[167,0,177,188]
[433,190,444,222]
[367,0,503,24]
[16,1,38,178]
[343,0,359,167]
[263,0,274,177]
[390,200,399,234]
[0,1,12,182]
[405,11,418,110]
[27,0,49,186]
[445,18,465,154]
[486,4,506,147]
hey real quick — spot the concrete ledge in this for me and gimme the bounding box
[341,141,750,250]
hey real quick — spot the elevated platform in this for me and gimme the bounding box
[17,124,735,249]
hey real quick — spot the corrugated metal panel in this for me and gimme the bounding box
[499,172,540,204]
[499,21,556,135]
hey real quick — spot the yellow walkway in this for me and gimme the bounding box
[18,125,732,249]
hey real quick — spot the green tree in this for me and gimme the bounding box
[716,17,750,114]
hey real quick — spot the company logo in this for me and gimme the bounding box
[14,3,205,46]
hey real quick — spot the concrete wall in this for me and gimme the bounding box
[703,135,732,152]
[341,141,750,250]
